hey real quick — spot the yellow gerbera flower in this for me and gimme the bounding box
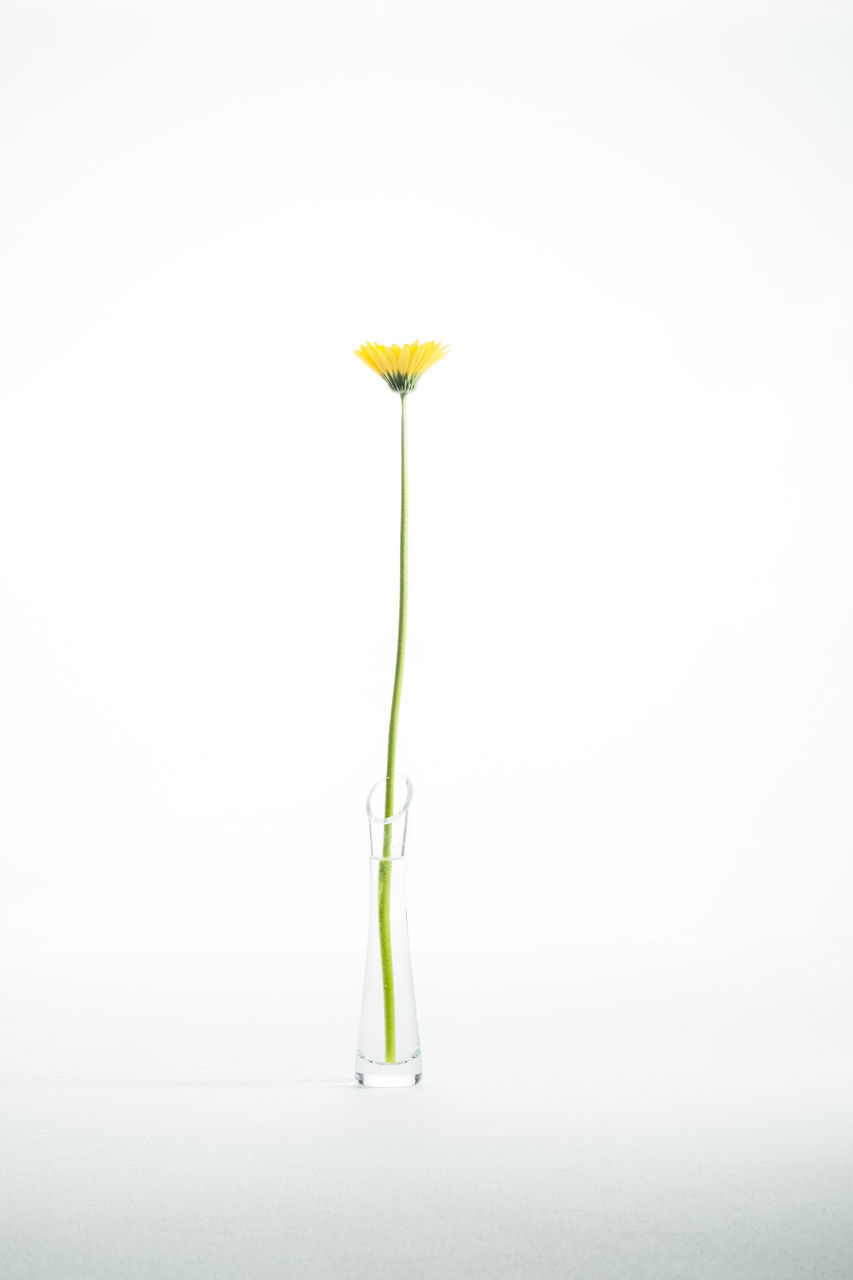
[354,340,449,394]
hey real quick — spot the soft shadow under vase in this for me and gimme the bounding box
[355,774,422,1087]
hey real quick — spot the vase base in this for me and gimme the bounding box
[355,1052,422,1088]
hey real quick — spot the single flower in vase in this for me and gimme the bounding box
[353,339,449,1087]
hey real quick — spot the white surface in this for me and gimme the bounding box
[2,940,852,1277]
[2,2,853,1276]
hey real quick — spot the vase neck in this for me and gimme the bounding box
[366,773,412,860]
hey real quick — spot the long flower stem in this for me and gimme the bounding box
[379,392,408,1062]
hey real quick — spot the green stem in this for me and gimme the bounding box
[379,392,408,1063]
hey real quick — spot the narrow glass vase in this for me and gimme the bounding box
[355,774,422,1087]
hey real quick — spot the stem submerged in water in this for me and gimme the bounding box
[378,392,408,1063]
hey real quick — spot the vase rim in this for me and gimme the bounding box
[366,774,414,826]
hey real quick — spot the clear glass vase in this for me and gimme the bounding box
[355,774,422,1087]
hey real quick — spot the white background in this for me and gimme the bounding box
[1,3,852,1277]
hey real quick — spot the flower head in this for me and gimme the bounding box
[354,340,449,394]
